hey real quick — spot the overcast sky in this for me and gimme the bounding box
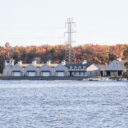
[0,0,128,46]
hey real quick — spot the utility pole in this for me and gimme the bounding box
[65,18,76,64]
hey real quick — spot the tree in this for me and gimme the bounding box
[0,43,128,73]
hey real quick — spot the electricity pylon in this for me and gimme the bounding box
[65,18,76,64]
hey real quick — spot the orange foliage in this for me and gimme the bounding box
[0,42,127,73]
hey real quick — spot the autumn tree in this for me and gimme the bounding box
[0,43,128,73]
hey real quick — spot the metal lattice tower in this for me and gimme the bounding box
[65,18,76,64]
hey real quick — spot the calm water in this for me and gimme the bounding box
[0,80,128,128]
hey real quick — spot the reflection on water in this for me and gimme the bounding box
[0,80,128,128]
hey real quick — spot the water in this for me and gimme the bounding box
[0,80,128,128]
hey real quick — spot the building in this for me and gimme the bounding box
[3,59,69,77]
[101,59,127,77]
[66,60,101,77]
[3,58,127,78]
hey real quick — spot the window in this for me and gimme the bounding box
[79,66,81,69]
[83,66,86,69]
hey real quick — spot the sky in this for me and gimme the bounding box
[0,0,128,46]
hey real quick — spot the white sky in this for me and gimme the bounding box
[0,0,128,46]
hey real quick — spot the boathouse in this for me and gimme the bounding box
[3,58,127,78]
[66,61,101,77]
[3,59,69,77]
[101,60,126,77]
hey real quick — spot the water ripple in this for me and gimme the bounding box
[0,80,128,128]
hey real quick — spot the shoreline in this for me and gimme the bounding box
[0,76,86,80]
[0,76,127,81]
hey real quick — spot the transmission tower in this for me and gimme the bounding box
[65,18,76,64]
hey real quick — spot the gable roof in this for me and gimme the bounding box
[116,60,127,68]
[10,64,23,71]
[86,64,99,71]
[25,64,37,70]
[103,60,126,71]
[66,63,91,69]
[40,64,52,70]
[55,64,68,70]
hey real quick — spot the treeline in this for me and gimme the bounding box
[0,42,128,73]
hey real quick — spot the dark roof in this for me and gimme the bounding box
[66,63,92,68]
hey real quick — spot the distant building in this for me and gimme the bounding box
[3,58,127,78]
[3,59,69,77]
[101,60,127,77]
[66,61,101,77]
